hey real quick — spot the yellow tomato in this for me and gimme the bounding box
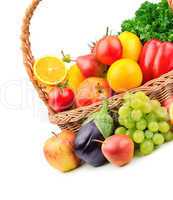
[107,59,143,93]
[67,64,85,93]
[118,32,142,61]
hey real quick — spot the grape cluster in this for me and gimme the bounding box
[115,92,173,156]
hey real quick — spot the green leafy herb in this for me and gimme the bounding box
[121,0,173,42]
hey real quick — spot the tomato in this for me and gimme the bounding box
[75,77,112,107]
[118,32,142,61]
[95,36,122,65]
[76,54,104,78]
[48,87,74,112]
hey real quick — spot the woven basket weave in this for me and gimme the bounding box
[21,0,173,132]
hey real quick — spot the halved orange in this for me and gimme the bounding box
[33,56,67,85]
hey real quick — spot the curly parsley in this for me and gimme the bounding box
[121,0,173,43]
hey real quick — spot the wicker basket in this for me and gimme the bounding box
[21,0,173,133]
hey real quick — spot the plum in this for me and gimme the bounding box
[75,122,107,167]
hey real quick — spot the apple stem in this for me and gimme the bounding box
[92,139,104,144]
[51,132,58,137]
[106,27,109,36]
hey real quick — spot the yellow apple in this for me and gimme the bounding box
[44,130,80,172]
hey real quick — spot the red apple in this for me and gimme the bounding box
[163,96,173,109]
[163,96,173,125]
[102,135,134,166]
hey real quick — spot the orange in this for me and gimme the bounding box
[33,56,67,85]
[67,64,85,93]
[107,58,143,93]
[118,32,142,61]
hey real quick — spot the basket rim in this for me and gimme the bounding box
[49,71,173,124]
[21,0,173,126]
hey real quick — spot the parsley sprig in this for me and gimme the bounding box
[121,0,173,43]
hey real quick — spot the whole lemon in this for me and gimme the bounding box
[118,32,142,61]
[67,64,85,93]
[107,58,143,93]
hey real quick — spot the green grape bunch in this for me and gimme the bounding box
[115,92,173,156]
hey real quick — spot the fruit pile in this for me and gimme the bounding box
[32,0,173,172]
[33,0,173,113]
[44,92,173,172]
[34,31,144,111]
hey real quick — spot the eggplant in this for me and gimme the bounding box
[75,122,107,167]
[75,101,115,167]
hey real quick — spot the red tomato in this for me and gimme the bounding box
[76,54,103,78]
[95,36,122,65]
[48,87,74,112]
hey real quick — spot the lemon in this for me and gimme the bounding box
[33,56,67,85]
[67,64,85,93]
[118,32,142,61]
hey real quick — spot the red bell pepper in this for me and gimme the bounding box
[139,39,173,83]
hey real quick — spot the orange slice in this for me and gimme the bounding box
[33,56,67,85]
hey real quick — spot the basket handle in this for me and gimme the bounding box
[21,0,55,114]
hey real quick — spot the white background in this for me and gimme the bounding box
[0,0,172,200]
